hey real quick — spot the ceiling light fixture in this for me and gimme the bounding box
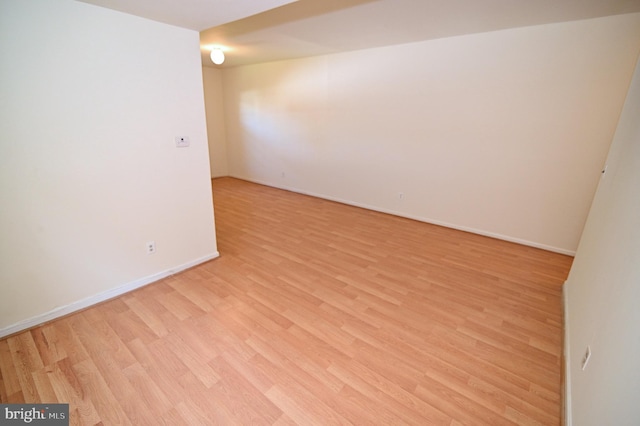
[210,48,225,65]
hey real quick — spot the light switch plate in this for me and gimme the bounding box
[175,136,190,147]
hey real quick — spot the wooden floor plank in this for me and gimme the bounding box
[0,177,572,424]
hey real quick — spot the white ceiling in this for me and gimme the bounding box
[79,0,640,68]
[77,0,299,31]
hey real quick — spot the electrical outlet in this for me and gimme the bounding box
[581,346,591,370]
[146,241,156,254]
[398,192,404,200]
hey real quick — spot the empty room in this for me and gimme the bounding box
[1,0,640,424]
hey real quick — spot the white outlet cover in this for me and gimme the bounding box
[175,136,190,147]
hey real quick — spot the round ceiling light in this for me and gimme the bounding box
[210,48,225,65]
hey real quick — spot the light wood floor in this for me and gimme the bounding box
[0,177,572,425]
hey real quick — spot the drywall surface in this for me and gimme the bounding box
[0,0,218,333]
[222,14,640,254]
[203,67,229,177]
[564,54,640,425]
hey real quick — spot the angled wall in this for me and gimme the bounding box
[564,54,640,424]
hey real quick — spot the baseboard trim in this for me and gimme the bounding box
[563,282,572,426]
[228,175,576,256]
[0,252,219,339]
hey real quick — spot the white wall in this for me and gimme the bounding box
[222,14,640,254]
[564,54,640,425]
[0,0,218,335]
[203,67,229,177]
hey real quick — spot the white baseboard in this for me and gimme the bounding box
[563,282,572,426]
[0,252,219,339]
[229,174,576,256]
